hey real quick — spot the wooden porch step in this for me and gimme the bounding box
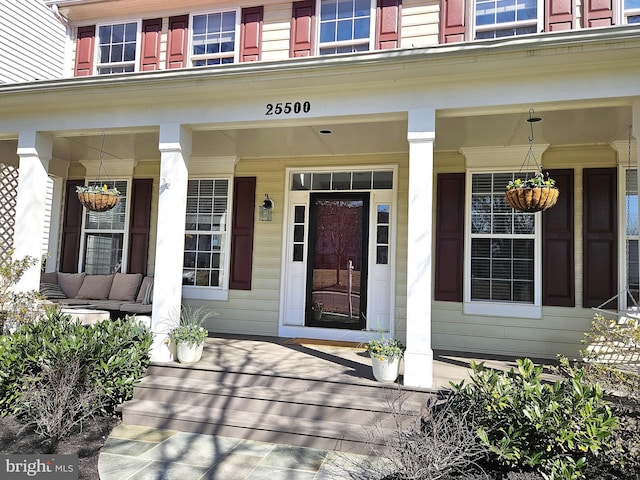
[121,362,431,453]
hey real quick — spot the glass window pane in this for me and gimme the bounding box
[312,173,332,190]
[377,204,390,224]
[294,225,305,242]
[355,0,370,16]
[292,173,312,190]
[293,244,304,262]
[332,172,351,190]
[353,17,370,38]
[294,206,305,223]
[377,225,389,244]
[352,172,372,189]
[336,19,353,41]
[321,0,338,20]
[472,279,491,300]
[373,171,393,189]
[338,0,354,18]
[376,246,388,264]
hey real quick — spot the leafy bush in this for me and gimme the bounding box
[450,358,617,480]
[0,309,152,419]
[0,251,46,333]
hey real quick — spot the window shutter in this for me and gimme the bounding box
[229,177,256,290]
[435,173,465,302]
[376,0,401,49]
[583,168,617,309]
[141,18,162,71]
[439,0,468,43]
[167,15,189,69]
[240,7,264,62]
[290,0,315,57]
[545,0,575,31]
[583,0,614,27]
[542,169,574,306]
[74,25,95,77]
[59,180,84,272]
[127,179,153,275]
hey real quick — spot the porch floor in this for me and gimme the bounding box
[99,334,553,480]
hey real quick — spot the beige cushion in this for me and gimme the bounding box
[40,272,58,284]
[109,273,142,301]
[57,272,86,298]
[136,277,154,303]
[120,303,153,314]
[76,274,115,300]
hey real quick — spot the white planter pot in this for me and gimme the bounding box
[370,354,401,383]
[176,341,204,364]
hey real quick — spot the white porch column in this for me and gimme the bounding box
[13,131,53,292]
[633,100,640,284]
[404,108,436,388]
[151,124,192,362]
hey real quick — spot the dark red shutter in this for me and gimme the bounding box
[583,168,617,309]
[583,0,614,27]
[434,173,465,302]
[290,0,315,57]
[59,180,85,272]
[376,0,401,49]
[542,169,574,306]
[545,0,575,31]
[167,15,189,69]
[440,0,468,43]
[74,25,95,76]
[127,179,153,275]
[241,7,264,62]
[141,18,162,71]
[229,177,256,290]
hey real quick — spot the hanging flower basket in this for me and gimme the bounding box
[505,172,559,213]
[76,185,121,212]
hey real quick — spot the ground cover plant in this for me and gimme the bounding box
[0,309,152,464]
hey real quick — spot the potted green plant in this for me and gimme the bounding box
[505,171,559,213]
[76,184,121,212]
[168,305,217,364]
[365,336,405,383]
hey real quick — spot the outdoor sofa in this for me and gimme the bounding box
[39,272,153,316]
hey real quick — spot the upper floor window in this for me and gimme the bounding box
[624,0,640,23]
[318,0,373,54]
[191,11,239,66]
[97,22,138,74]
[474,0,539,39]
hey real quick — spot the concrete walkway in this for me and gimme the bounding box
[98,424,389,480]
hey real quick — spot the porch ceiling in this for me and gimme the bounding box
[43,104,632,163]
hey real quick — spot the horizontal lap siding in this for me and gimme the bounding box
[263,3,293,61]
[0,0,65,83]
[400,0,440,47]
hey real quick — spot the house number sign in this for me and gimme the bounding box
[265,101,311,115]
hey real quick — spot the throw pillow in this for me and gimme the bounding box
[76,274,115,300]
[57,272,86,298]
[109,273,142,301]
[136,277,154,303]
[142,281,154,305]
[39,282,67,300]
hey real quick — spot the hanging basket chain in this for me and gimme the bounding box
[76,132,121,212]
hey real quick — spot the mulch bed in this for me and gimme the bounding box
[0,415,119,480]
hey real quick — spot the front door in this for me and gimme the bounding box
[306,193,369,329]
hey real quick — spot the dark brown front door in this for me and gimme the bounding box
[306,193,369,329]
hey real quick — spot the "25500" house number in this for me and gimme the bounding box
[265,101,311,115]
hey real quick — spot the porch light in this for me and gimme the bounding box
[259,193,274,221]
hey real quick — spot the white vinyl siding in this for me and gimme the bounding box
[0,0,65,83]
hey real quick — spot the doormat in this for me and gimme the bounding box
[283,338,364,348]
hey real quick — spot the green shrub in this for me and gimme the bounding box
[450,358,617,480]
[0,309,152,417]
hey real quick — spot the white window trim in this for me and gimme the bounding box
[620,0,640,24]
[94,19,142,75]
[78,178,131,273]
[617,166,639,311]
[181,175,233,302]
[463,170,542,319]
[189,9,241,67]
[279,165,398,341]
[471,0,543,39]
[315,0,376,55]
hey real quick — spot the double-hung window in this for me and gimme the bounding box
[191,11,239,66]
[82,180,128,274]
[624,0,640,23]
[183,179,231,299]
[466,172,541,318]
[318,0,373,55]
[97,22,138,74]
[474,0,539,39]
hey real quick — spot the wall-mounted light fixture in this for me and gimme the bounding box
[259,193,274,221]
